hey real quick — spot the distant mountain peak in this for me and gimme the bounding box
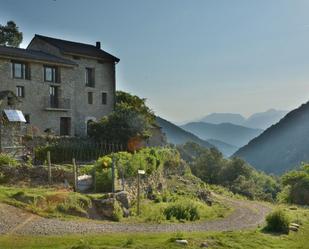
[189,109,288,130]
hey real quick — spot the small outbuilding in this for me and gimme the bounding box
[0,91,26,157]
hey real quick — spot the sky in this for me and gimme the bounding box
[1,0,309,122]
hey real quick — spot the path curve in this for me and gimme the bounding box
[0,197,271,235]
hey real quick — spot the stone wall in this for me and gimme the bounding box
[0,122,24,157]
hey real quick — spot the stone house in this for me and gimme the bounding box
[0,34,119,137]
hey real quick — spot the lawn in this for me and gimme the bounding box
[0,222,308,249]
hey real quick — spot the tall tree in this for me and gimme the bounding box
[0,21,23,47]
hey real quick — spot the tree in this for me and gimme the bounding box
[88,91,155,147]
[0,21,23,47]
[280,164,309,205]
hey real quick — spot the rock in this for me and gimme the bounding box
[200,242,209,248]
[290,223,300,228]
[197,190,213,206]
[289,225,299,232]
[93,198,116,219]
[122,207,130,218]
[115,191,130,209]
[175,239,188,246]
[77,174,93,191]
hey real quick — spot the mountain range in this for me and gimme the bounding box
[234,101,309,174]
[181,122,262,148]
[156,117,237,156]
[197,109,288,129]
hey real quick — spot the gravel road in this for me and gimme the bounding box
[0,197,271,235]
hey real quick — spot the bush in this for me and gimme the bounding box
[111,200,123,221]
[164,201,200,221]
[95,169,113,193]
[265,210,290,234]
[0,153,19,166]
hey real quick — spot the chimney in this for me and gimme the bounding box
[96,41,101,49]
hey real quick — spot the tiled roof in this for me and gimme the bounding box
[0,46,76,66]
[33,34,120,62]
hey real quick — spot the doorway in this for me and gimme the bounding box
[60,117,71,136]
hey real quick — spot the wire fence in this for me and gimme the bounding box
[34,139,126,164]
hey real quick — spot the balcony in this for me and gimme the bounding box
[44,97,71,111]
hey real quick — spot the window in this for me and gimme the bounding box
[24,114,30,124]
[12,61,30,79]
[102,92,107,105]
[16,86,25,98]
[44,66,60,83]
[88,92,93,104]
[85,68,95,87]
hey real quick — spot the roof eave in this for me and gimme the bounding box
[0,54,76,67]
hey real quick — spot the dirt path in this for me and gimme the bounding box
[0,197,271,235]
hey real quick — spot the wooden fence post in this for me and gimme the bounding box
[92,167,96,193]
[72,158,77,192]
[111,156,115,193]
[47,151,52,185]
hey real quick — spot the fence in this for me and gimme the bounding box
[34,139,126,164]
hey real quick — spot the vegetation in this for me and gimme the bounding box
[164,201,200,221]
[0,153,19,166]
[178,142,280,201]
[88,91,156,147]
[264,209,290,234]
[0,186,92,219]
[278,164,309,205]
[0,20,23,47]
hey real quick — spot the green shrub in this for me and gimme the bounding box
[0,153,19,166]
[111,200,123,221]
[265,209,290,234]
[95,169,113,193]
[164,201,200,221]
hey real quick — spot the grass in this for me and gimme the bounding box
[0,186,92,219]
[0,220,308,249]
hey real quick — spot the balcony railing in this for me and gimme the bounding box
[44,97,71,110]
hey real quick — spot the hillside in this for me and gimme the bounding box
[156,117,238,156]
[206,139,238,157]
[181,122,262,147]
[244,109,288,129]
[234,101,309,174]
[156,117,213,148]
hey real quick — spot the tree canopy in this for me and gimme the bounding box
[0,21,23,47]
[88,91,155,147]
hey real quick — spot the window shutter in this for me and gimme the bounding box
[25,64,31,80]
[92,69,95,87]
[56,67,61,83]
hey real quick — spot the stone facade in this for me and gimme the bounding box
[0,35,118,137]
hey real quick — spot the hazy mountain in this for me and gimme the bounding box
[156,117,213,148]
[181,122,263,147]
[206,139,238,157]
[156,117,236,156]
[244,109,288,129]
[199,113,246,125]
[234,101,309,174]
[192,109,287,130]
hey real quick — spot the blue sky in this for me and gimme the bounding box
[1,0,309,122]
